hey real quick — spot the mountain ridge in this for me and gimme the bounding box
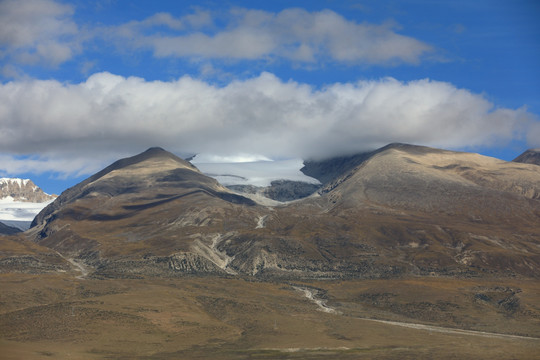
[513,148,540,166]
[15,143,540,279]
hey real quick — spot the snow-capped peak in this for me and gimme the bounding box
[0,177,56,203]
[0,178,30,187]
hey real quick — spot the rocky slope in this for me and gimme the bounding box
[14,144,540,279]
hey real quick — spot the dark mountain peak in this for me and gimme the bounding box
[301,152,371,185]
[99,147,195,173]
[139,146,184,160]
[513,149,540,166]
[77,147,198,189]
[377,142,451,155]
[31,148,200,228]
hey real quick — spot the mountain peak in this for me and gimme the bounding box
[0,177,55,203]
[513,149,540,166]
[140,146,172,157]
[301,143,438,185]
[85,147,197,184]
[115,146,192,166]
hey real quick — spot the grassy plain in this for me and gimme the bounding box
[1,273,539,359]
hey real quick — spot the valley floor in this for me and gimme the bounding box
[1,274,539,359]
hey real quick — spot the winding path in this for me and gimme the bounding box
[294,285,540,341]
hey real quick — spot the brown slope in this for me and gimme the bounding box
[32,147,207,227]
[287,144,540,277]
[27,147,264,278]
[172,144,540,279]
[0,233,70,274]
[319,144,540,216]
[301,143,411,185]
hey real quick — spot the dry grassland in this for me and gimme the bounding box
[1,274,539,359]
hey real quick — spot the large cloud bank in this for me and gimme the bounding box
[0,72,535,176]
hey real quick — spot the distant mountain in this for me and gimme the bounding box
[513,148,540,165]
[0,221,21,235]
[0,178,56,203]
[0,178,57,230]
[19,144,540,279]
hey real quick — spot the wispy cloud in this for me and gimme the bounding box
[0,1,434,78]
[106,7,433,65]
[0,72,535,176]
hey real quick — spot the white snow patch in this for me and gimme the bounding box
[0,178,30,187]
[0,196,16,203]
[192,158,320,187]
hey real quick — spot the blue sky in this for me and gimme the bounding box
[0,0,539,194]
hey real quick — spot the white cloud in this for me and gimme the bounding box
[0,154,106,178]
[111,8,433,65]
[0,3,432,73]
[0,0,79,67]
[527,121,540,148]
[0,72,536,176]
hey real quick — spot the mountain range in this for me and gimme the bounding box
[11,143,538,279]
[2,143,540,359]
